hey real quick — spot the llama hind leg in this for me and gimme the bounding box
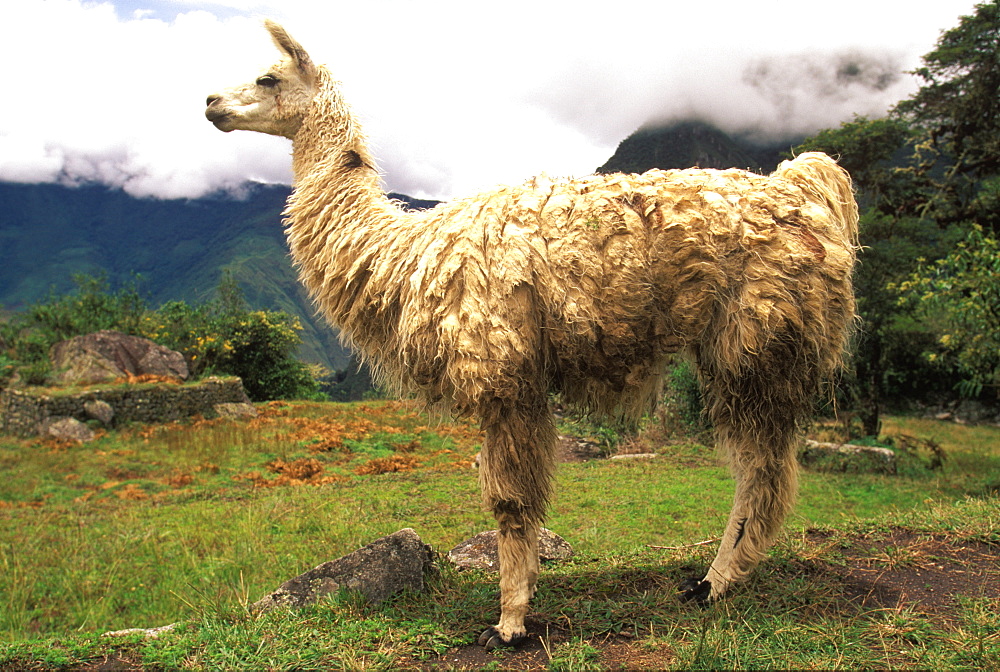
[682,425,799,603]
[475,400,555,649]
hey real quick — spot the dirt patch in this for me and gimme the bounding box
[594,635,679,671]
[412,621,678,671]
[556,435,605,462]
[74,653,144,671]
[803,527,999,618]
[419,620,553,670]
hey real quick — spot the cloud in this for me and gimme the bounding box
[0,0,983,200]
[1,1,292,198]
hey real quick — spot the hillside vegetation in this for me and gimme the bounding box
[0,183,439,373]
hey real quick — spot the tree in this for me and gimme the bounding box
[792,2,1000,430]
[887,1,1000,397]
[792,122,957,434]
[793,116,913,214]
[894,0,1000,229]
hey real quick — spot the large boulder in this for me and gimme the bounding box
[50,330,188,385]
[252,528,436,613]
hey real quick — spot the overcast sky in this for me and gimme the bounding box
[0,0,982,201]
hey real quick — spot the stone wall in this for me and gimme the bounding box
[0,377,251,438]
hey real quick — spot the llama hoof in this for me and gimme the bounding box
[679,577,712,605]
[477,626,526,651]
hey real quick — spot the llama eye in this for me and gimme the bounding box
[256,75,280,87]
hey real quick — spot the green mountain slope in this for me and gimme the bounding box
[0,182,348,368]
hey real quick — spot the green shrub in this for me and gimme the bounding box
[0,353,18,386]
[139,301,231,377]
[140,296,322,401]
[661,358,706,432]
[27,273,146,345]
[224,310,322,401]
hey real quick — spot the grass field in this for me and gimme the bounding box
[0,400,997,669]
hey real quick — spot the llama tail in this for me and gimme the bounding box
[773,152,859,246]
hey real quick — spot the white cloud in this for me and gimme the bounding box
[0,0,983,200]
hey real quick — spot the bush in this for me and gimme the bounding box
[142,292,323,401]
[660,358,706,434]
[139,301,232,378]
[224,310,323,401]
[895,225,1000,398]
[0,353,17,386]
[28,273,146,345]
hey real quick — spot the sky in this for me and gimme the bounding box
[0,0,983,201]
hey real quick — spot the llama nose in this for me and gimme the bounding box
[206,94,222,107]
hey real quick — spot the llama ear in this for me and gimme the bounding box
[264,19,316,79]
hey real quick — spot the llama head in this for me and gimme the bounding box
[205,21,318,139]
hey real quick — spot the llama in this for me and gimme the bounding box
[205,21,858,649]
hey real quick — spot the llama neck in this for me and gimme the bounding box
[285,68,406,329]
[290,69,380,190]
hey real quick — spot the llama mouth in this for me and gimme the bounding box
[205,109,234,130]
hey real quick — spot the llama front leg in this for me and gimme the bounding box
[477,506,541,649]
[682,425,799,603]
[475,400,555,649]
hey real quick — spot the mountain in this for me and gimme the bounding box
[0,181,437,370]
[597,120,798,175]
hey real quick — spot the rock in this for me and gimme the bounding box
[38,416,95,443]
[84,399,115,425]
[50,330,188,385]
[103,622,180,639]
[610,452,657,460]
[252,528,436,613]
[799,439,897,475]
[447,528,573,572]
[214,402,258,420]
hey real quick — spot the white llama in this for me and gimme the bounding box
[205,21,858,649]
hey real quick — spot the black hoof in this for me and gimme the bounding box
[679,577,712,605]
[477,626,526,651]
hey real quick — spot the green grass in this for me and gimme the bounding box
[0,400,997,669]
